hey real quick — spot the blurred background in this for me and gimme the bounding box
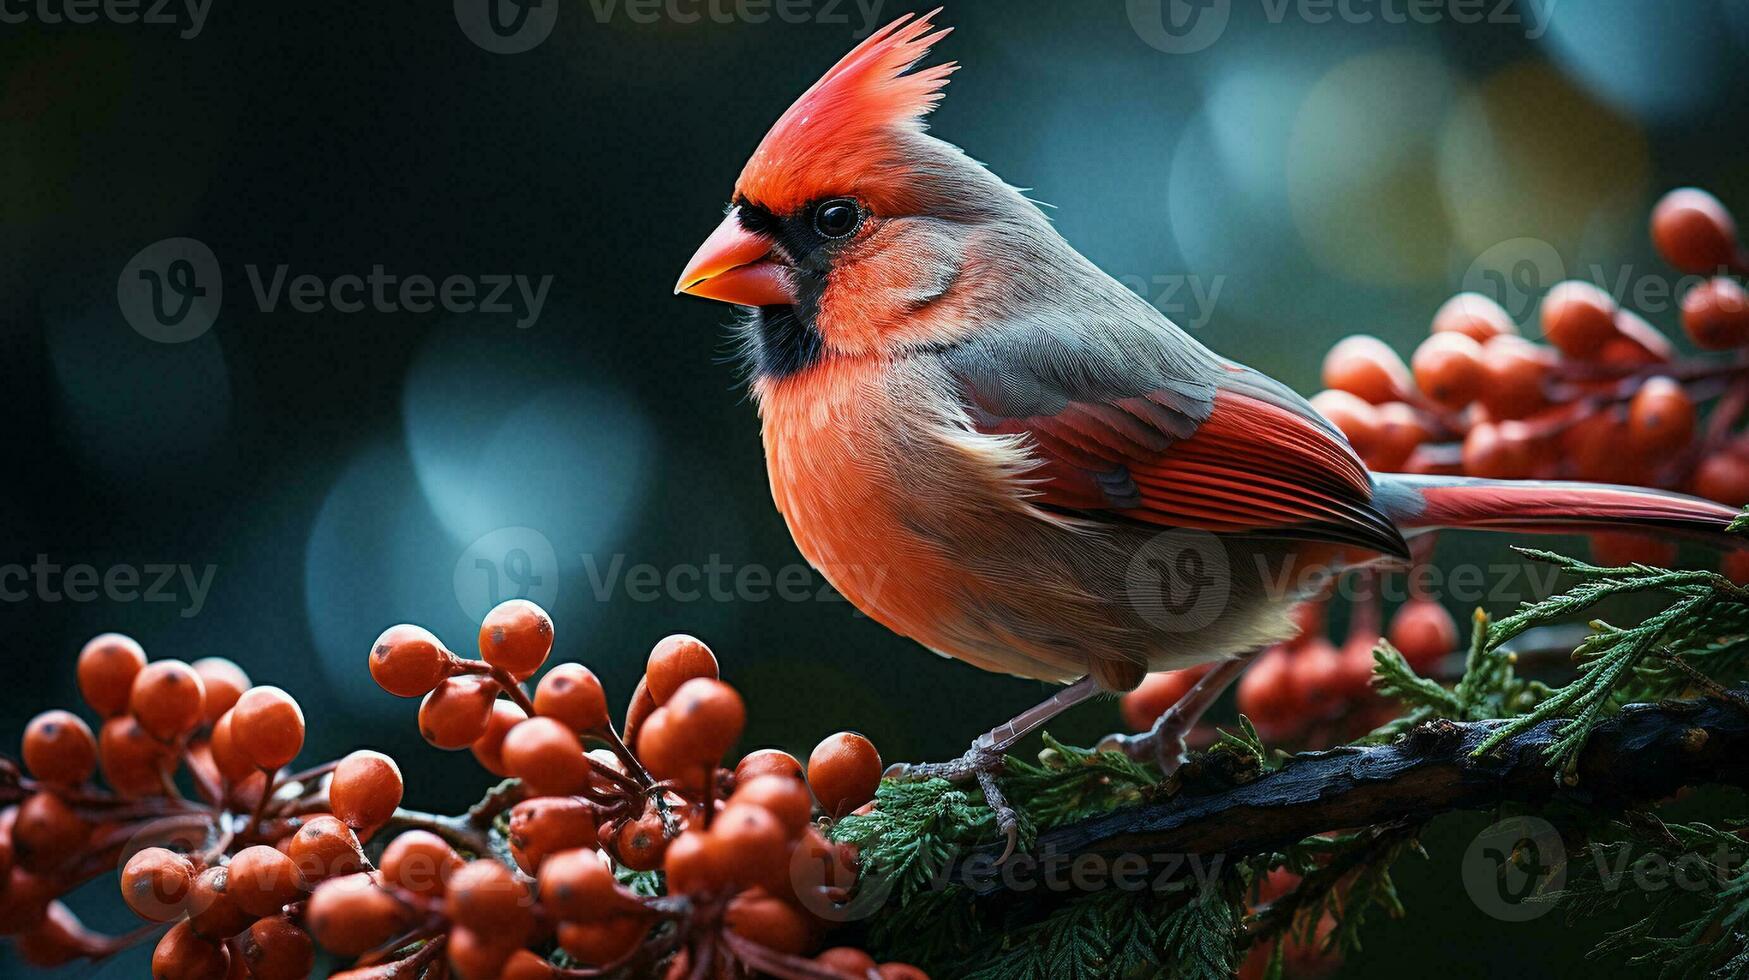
[2,0,1747,974]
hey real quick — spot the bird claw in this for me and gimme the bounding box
[1096,728,1189,777]
[884,740,1020,862]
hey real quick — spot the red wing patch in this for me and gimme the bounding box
[987,389,1407,557]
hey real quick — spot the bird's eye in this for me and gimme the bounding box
[813,199,860,239]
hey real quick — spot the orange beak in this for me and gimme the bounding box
[674,208,796,307]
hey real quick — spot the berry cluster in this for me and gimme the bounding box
[365,606,920,979]
[1123,187,1748,748]
[1316,186,1749,568]
[1121,588,1456,747]
[0,606,916,978]
[0,634,366,977]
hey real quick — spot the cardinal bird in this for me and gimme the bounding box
[675,11,1739,846]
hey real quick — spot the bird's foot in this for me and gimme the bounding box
[1096,727,1189,777]
[885,739,1021,862]
[1098,657,1252,778]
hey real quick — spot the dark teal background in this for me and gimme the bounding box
[2,0,1746,974]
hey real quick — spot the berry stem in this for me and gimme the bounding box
[242,768,275,839]
[585,753,645,797]
[87,920,172,960]
[700,764,716,830]
[488,666,537,716]
[595,722,656,789]
[377,807,495,858]
[721,930,852,980]
[276,759,340,791]
[180,749,224,806]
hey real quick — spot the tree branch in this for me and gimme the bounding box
[952,693,1749,894]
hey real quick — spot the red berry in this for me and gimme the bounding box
[22,710,97,786]
[807,732,881,819]
[121,847,196,922]
[725,887,813,956]
[1562,409,1637,483]
[646,634,718,704]
[226,845,305,918]
[288,815,365,884]
[1590,532,1677,568]
[369,624,452,698]
[1309,389,1381,459]
[207,710,256,783]
[816,948,880,976]
[478,599,555,680]
[186,864,254,940]
[1462,421,1538,479]
[1368,402,1429,472]
[191,658,251,725]
[666,678,746,764]
[305,873,411,957]
[1722,550,1749,585]
[538,847,619,921]
[98,716,172,798]
[1322,335,1410,404]
[507,797,599,874]
[503,717,598,801]
[1431,292,1516,342]
[729,773,814,837]
[329,750,403,831]
[419,676,500,750]
[1236,646,1297,739]
[1651,187,1739,274]
[13,791,88,874]
[448,925,521,980]
[240,916,315,980]
[1289,638,1344,713]
[534,663,610,734]
[1411,332,1485,410]
[77,633,146,718]
[470,699,527,777]
[1388,599,1458,673]
[1539,281,1618,358]
[501,717,593,796]
[557,913,652,965]
[1696,450,1749,505]
[712,803,791,893]
[1119,666,1211,733]
[735,748,805,785]
[1478,335,1553,420]
[1682,277,1749,350]
[380,830,464,898]
[664,829,730,897]
[231,686,305,771]
[613,806,671,871]
[153,918,231,980]
[1626,377,1695,455]
[130,660,207,742]
[446,859,534,946]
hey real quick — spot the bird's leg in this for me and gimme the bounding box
[1098,656,1251,774]
[885,675,1103,860]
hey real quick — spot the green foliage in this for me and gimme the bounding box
[842,544,1749,978]
[832,777,991,904]
[1553,818,1749,978]
[1470,549,1749,772]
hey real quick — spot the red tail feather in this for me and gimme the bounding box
[1376,474,1742,546]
